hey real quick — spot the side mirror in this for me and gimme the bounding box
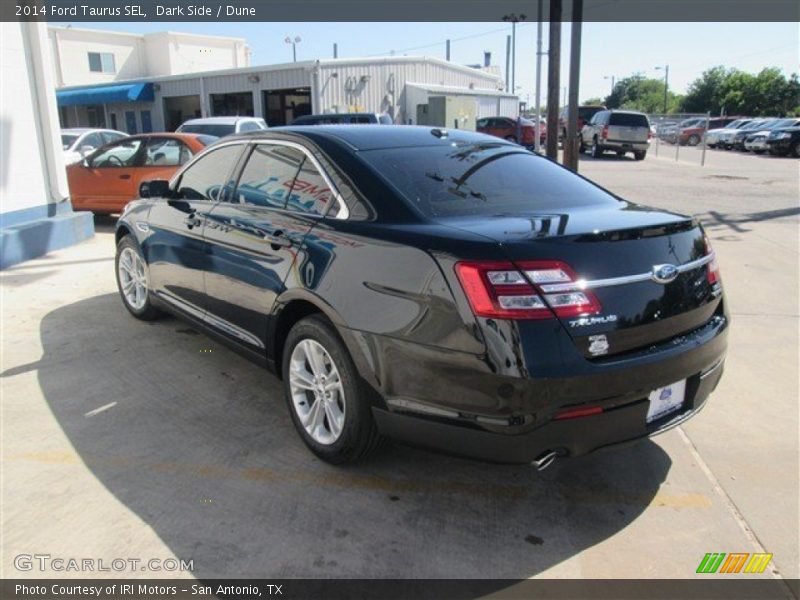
[79,145,95,156]
[140,179,171,199]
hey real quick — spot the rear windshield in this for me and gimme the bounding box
[179,124,236,137]
[609,113,649,127]
[359,143,620,218]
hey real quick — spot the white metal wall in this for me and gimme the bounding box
[316,58,502,123]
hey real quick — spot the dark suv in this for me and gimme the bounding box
[116,126,727,467]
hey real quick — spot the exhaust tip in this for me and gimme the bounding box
[531,450,559,472]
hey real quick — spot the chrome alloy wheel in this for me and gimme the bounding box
[118,247,148,311]
[289,339,346,445]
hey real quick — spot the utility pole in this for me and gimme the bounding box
[503,13,526,97]
[563,0,583,172]
[505,35,511,93]
[656,64,669,113]
[545,0,561,159]
[333,43,338,59]
[534,0,544,153]
[604,74,615,95]
[446,39,451,61]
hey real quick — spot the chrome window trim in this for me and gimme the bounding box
[538,254,714,293]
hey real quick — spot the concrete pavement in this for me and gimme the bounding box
[1,150,797,583]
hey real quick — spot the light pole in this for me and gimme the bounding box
[603,74,615,95]
[655,65,669,113]
[503,13,526,96]
[285,36,301,62]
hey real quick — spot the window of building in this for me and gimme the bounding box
[210,92,254,117]
[88,52,115,73]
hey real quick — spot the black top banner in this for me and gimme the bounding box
[5,0,800,22]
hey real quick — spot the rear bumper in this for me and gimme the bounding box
[603,140,649,151]
[361,309,728,464]
[373,357,724,464]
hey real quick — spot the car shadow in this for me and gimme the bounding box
[578,152,636,162]
[34,293,672,579]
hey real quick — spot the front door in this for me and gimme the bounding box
[69,137,146,212]
[202,142,334,352]
[144,143,245,320]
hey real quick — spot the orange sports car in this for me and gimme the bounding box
[67,133,216,214]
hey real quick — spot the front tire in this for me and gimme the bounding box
[792,141,800,158]
[282,315,383,464]
[634,151,647,161]
[688,134,700,146]
[115,235,161,321]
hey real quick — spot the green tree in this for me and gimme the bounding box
[681,67,800,115]
[582,96,604,106]
[604,75,681,113]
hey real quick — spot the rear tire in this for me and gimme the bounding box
[687,134,700,146]
[282,315,383,464]
[792,142,800,158]
[115,235,161,321]
[634,151,647,161]
[616,151,626,158]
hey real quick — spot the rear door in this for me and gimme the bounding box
[608,112,649,143]
[202,141,336,351]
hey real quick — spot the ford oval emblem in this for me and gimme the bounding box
[652,264,679,284]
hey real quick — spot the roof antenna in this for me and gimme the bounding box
[430,128,448,138]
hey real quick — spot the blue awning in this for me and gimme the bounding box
[56,82,154,107]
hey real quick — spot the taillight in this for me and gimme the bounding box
[704,234,721,285]
[454,260,602,320]
[602,125,609,139]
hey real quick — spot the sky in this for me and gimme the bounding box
[70,21,798,104]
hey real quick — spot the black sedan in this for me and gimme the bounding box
[115,126,728,468]
[766,126,800,157]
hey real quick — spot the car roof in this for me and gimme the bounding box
[181,117,259,125]
[62,128,122,134]
[223,125,516,151]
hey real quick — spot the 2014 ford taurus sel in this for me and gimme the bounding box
[115,126,728,468]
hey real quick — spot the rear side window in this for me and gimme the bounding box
[359,143,620,218]
[379,114,393,125]
[144,138,192,166]
[234,144,305,208]
[609,113,649,127]
[286,159,340,216]
[176,145,242,201]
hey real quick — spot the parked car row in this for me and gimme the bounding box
[658,116,800,157]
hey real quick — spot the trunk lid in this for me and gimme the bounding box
[441,205,722,358]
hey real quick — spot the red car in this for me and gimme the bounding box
[559,105,606,141]
[476,116,546,147]
[67,133,215,214]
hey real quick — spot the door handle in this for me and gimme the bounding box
[119,174,131,180]
[263,231,293,249]
[183,214,201,229]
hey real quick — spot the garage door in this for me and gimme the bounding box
[476,96,499,119]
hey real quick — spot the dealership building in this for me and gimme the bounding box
[50,27,518,133]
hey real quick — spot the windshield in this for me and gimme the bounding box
[359,143,620,219]
[768,118,799,129]
[61,134,79,150]
[179,124,236,137]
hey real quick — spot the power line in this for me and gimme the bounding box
[373,22,532,57]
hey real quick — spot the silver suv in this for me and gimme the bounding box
[580,110,650,160]
[176,116,267,137]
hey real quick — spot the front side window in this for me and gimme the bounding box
[359,142,620,219]
[234,145,305,208]
[238,121,262,132]
[89,139,144,168]
[175,145,243,201]
[88,52,115,73]
[144,138,192,167]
